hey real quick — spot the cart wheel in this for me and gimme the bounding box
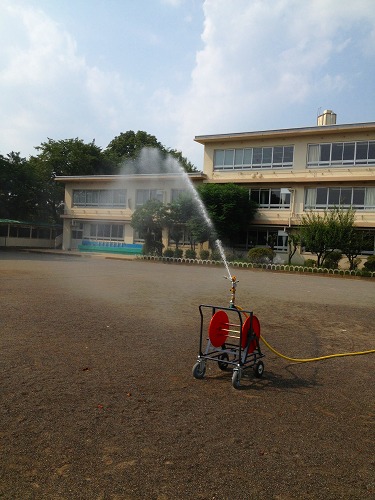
[218,353,229,371]
[192,361,206,379]
[253,360,264,378]
[232,369,241,390]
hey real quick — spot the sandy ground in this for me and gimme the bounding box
[0,250,374,500]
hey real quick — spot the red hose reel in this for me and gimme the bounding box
[208,309,261,351]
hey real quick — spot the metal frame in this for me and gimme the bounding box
[193,304,265,388]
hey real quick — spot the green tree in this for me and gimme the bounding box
[32,138,109,177]
[287,231,301,265]
[131,200,167,255]
[335,208,371,270]
[300,211,338,267]
[300,207,367,268]
[30,138,109,222]
[187,213,212,250]
[165,193,212,251]
[104,131,198,173]
[0,152,40,221]
[300,208,372,269]
[166,148,198,173]
[165,194,197,249]
[104,131,163,171]
[197,183,257,246]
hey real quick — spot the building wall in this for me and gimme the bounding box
[0,236,56,248]
[58,174,202,251]
[196,122,375,262]
[0,220,60,249]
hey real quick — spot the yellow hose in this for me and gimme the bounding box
[260,333,375,363]
[234,305,375,363]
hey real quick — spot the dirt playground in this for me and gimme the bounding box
[1,250,374,499]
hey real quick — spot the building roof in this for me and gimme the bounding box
[0,219,61,227]
[55,172,206,183]
[194,121,375,144]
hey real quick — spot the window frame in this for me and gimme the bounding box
[87,223,124,241]
[72,189,127,208]
[307,141,375,167]
[135,189,165,207]
[213,145,294,170]
[304,187,374,210]
[249,188,291,209]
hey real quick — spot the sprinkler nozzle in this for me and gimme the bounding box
[228,275,239,308]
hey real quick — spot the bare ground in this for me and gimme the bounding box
[0,250,374,500]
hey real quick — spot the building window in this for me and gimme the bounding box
[168,227,191,246]
[247,228,288,251]
[361,232,375,255]
[307,141,375,167]
[88,223,124,241]
[136,189,164,207]
[72,189,127,208]
[250,188,291,209]
[171,189,187,202]
[304,187,375,210]
[213,146,294,170]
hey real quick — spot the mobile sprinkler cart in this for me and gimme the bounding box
[192,275,375,390]
[192,275,264,389]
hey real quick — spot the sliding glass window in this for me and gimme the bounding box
[304,187,374,210]
[250,188,291,209]
[214,145,294,170]
[307,141,375,167]
[73,189,127,208]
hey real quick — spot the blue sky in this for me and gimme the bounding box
[1,0,375,168]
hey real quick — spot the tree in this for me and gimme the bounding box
[29,138,110,222]
[166,148,198,173]
[104,131,198,173]
[131,200,167,255]
[187,214,212,250]
[287,231,301,264]
[299,211,338,267]
[165,194,197,249]
[104,131,163,171]
[300,207,368,268]
[164,193,212,251]
[32,138,109,177]
[196,183,257,246]
[334,208,371,270]
[0,152,41,221]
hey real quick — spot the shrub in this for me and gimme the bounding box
[323,251,342,270]
[199,249,210,260]
[210,250,221,261]
[360,269,372,277]
[363,255,375,271]
[185,249,197,259]
[225,250,248,262]
[247,247,275,264]
[173,248,183,258]
[163,248,174,258]
[304,258,316,268]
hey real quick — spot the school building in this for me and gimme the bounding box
[195,110,375,261]
[55,172,206,254]
[56,111,375,262]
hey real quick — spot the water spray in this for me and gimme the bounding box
[127,147,233,279]
[176,165,232,280]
